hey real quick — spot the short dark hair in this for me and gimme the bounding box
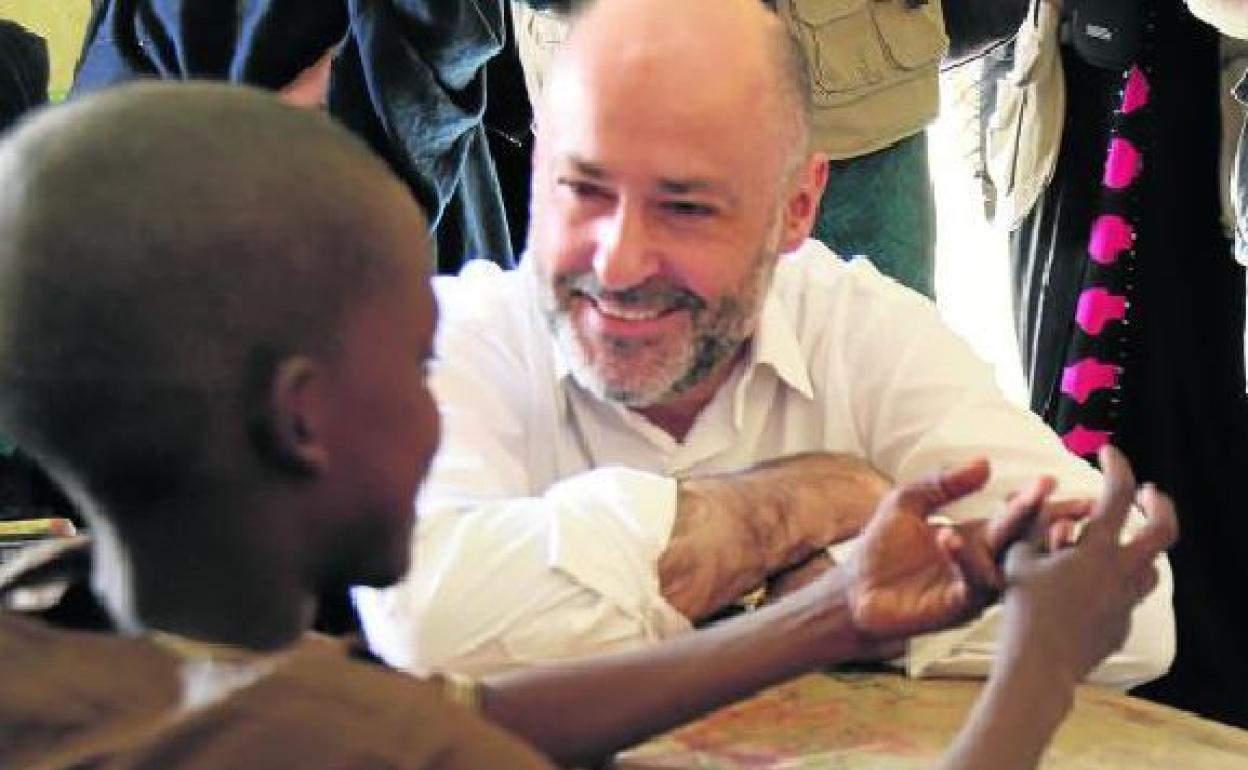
[0,83,427,505]
[0,21,49,134]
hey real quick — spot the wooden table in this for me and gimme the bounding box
[615,672,1248,769]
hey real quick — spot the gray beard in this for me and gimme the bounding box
[533,217,782,408]
[552,310,749,407]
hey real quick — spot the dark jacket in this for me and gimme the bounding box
[73,1,512,274]
[1234,73,1248,266]
[0,20,49,133]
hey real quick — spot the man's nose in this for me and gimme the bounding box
[592,201,659,290]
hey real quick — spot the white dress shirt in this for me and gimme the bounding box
[354,240,1174,686]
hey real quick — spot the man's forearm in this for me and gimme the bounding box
[476,459,1049,768]
[658,453,890,621]
[656,477,785,621]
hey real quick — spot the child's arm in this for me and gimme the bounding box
[937,447,1178,770]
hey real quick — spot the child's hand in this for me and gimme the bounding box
[998,445,1178,687]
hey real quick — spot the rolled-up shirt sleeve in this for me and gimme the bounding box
[355,264,691,676]
[356,469,690,676]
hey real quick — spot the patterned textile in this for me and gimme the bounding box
[1050,64,1152,458]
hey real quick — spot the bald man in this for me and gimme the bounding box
[356,0,1176,687]
[0,82,1174,770]
[509,0,982,298]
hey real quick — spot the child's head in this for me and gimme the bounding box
[0,83,439,590]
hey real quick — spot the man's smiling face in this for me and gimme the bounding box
[526,44,792,408]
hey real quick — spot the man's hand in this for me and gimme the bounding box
[844,459,1056,643]
[659,452,891,621]
[766,471,1075,607]
[998,445,1178,688]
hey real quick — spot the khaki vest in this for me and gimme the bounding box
[982,0,1064,230]
[513,0,946,159]
[778,0,948,158]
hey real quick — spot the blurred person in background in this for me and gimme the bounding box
[977,0,1248,727]
[73,0,512,275]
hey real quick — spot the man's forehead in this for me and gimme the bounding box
[540,50,786,183]
[559,153,740,199]
[543,23,771,127]
[558,0,776,86]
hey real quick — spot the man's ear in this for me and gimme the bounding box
[778,153,830,253]
[250,356,332,474]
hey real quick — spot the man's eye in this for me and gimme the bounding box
[558,178,612,201]
[661,200,716,218]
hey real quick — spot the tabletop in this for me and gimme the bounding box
[615,672,1248,769]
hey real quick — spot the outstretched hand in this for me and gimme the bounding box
[845,459,1056,643]
[998,445,1178,687]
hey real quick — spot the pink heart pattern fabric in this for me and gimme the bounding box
[1051,66,1150,458]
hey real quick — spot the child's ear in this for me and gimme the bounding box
[250,356,331,474]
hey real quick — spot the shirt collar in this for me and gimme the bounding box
[552,328,573,382]
[746,283,815,401]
